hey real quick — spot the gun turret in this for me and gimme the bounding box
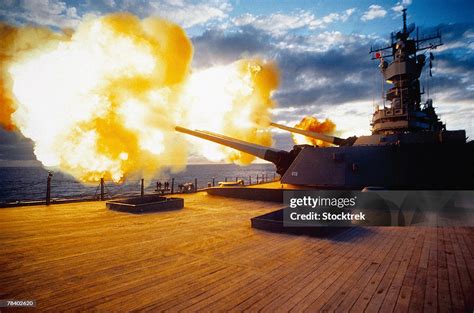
[270,122,356,146]
[175,126,300,175]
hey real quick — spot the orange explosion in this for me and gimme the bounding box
[1,23,68,130]
[292,116,336,147]
[0,14,279,182]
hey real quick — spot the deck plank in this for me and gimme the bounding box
[444,227,468,312]
[423,227,438,313]
[437,226,453,312]
[451,228,474,310]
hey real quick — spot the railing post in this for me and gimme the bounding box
[100,177,104,201]
[212,177,215,187]
[194,178,198,192]
[257,174,259,183]
[46,172,52,205]
[225,177,227,182]
[140,178,144,197]
[249,176,252,185]
[171,178,175,194]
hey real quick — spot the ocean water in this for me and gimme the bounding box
[0,163,277,203]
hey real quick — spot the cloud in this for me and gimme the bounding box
[0,0,233,29]
[192,27,275,68]
[435,23,474,53]
[0,0,81,28]
[148,0,232,28]
[0,128,37,162]
[392,0,412,15]
[361,5,387,21]
[102,0,116,8]
[232,8,355,36]
[277,31,374,53]
[273,42,375,106]
[106,0,232,29]
[417,23,474,104]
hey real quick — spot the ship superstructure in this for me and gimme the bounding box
[371,9,444,135]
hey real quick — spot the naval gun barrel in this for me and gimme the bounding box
[175,126,296,175]
[270,122,354,146]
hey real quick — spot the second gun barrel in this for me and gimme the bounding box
[270,122,345,146]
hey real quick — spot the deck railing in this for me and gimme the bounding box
[1,171,280,207]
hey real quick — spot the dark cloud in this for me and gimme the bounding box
[274,48,374,106]
[434,23,473,46]
[192,26,274,68]
[430,73,474,102]
[427,23,474,101]
[0,128,36,161]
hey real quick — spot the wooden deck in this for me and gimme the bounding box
[0,192,473,312]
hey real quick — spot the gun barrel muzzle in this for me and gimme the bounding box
[270,122,345,146]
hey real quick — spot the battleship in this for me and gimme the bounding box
[1,9,473,312]
[177,9,474,191]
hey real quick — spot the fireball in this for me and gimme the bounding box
[0,14,279,182]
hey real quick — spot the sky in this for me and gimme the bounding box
[0,0,473,166]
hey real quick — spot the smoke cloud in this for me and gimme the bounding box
[0,13,279,182]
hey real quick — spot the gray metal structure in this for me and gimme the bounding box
[176,10,473,190]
